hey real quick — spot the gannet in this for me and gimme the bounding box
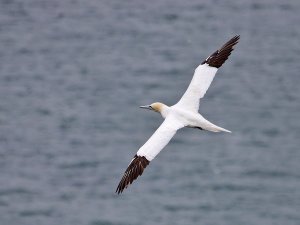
[116,35,240,194]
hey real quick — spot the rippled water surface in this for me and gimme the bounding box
[0,0,300,225]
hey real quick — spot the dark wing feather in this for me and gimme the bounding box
[201,35,240,68]
[116,155,150,194]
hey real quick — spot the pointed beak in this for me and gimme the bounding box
[139,105,152,110]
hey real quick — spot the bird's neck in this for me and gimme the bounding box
[159,104,170,118]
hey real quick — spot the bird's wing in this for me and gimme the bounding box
[116,116,184,194]
[175,35,240,112]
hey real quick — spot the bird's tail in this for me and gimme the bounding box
[214,126,231,133]
[204,122,232,133]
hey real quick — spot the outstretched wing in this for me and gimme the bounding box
[175,35,240,112]
[116,116,184,194]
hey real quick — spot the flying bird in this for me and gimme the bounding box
[116,35,240,194]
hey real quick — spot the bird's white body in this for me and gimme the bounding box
[116,35,240,194]
[137,102,230,161]
[136,63,232,161]
[161,104,230,133]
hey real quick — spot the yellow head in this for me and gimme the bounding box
[140,102,164,113]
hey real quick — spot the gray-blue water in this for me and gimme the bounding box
[0,0,300,224]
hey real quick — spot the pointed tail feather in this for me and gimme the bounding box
[217,127,231,133]
[210,125,231,133]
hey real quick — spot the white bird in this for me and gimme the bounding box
[116,35,240,194]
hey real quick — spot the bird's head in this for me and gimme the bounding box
[139,102,167,113]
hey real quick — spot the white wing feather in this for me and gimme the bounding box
[175,35,240,112]
[137,116,184,161]
[175,63,218,112]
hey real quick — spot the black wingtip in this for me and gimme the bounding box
[116,155,150,194]
[201,35,240,68]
